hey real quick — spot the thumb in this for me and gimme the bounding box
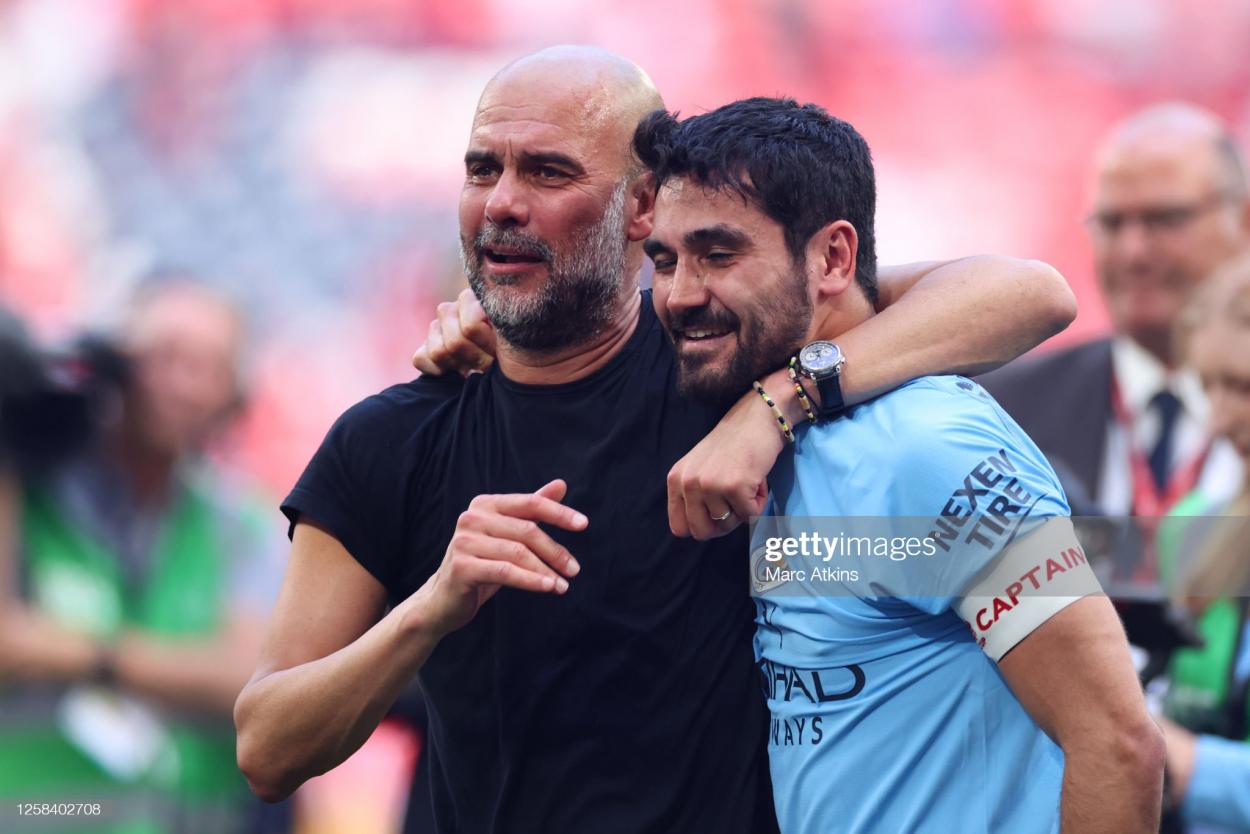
[535,478,568,502]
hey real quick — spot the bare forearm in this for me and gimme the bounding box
[234,602,442,801]
[1059,735,1165,832]
[841,256,1076,402]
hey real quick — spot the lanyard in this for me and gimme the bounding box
[1109,377,1210,519]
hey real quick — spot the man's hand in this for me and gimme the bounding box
[667,393,779,540]
[412,288,497,376]
[1158,716,1197,806]
[417,479,586,637]
[0,605,97,683]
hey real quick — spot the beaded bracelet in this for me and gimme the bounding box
[753,380,796,443]
[787,358,819,424]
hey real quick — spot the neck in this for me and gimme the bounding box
[111,423,176,504]
[1128,332,1177,371]
[494,287,643,385]
[808,290,875,345]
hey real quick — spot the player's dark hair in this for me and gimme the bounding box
[633,97,878,306]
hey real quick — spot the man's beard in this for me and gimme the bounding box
[669,262,812,408]
[461,180,629,352]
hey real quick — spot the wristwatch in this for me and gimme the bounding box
[795,340,847,419]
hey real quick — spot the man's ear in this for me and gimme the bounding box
[808,219,859,298]
[627,172,658,242]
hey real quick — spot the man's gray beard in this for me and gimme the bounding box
[462,180,629,353]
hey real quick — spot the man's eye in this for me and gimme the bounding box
[651,259,676,273]
[467,164,498,179]
[536,166,568,180]
[705,252,735,264]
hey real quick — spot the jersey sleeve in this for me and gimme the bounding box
[281,391,414,593]
[885,382,1099,659]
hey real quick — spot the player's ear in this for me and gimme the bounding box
[627,172,657,242]
[809,220,858,299]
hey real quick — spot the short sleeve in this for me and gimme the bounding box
[883,383,1100,658]
[281,392,415,592]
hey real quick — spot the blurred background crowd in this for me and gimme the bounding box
[2,0,1250,833]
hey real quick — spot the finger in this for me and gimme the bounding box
[412,345,437,374]
[534,478,566,502]
[679,474,717,541]
[477,491,588,531]
[455,554,565,595]
[421,316,449,375]
[458,288,497,365]
[437,300,485,372]
[667,467,690,538]
[723,483,763,523]
[456,531,569,591]
[466,509,579,577]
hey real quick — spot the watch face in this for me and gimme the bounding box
[800,341,842,375]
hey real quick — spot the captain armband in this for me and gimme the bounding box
[953,516,1103,662]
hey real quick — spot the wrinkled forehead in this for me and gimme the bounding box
[1095,135,1224,204]
[469,76,626,161]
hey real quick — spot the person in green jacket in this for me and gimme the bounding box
[1157,253,1250,833]
[0,281,284,834]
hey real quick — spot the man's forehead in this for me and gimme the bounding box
[656,178,761,223]
[1095,136,1222,201]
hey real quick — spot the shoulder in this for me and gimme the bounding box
[806,376,1069,515]
[978,338,1111,394]
[330,376,465,450]
[814,376,1009,456]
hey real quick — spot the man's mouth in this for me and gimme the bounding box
[679,327,735,341]
[482,247,545,265]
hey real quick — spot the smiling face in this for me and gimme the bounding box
[1090,130,1248,363]
[457,60,648,352]
[647,178,813,406]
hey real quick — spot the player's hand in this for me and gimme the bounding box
[420,479,586,637]
[667,393,779,540]
[412,288,497,376]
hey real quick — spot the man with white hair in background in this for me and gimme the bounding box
[981,103,1249,520]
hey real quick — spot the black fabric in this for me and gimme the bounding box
[282,292,777,834]
[977,338,1114,503]
[1147,389,1182,491]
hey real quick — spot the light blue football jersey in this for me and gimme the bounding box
[755,376,1070,834]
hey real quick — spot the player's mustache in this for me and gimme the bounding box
[473,226,554,263]
[668,306,741,335]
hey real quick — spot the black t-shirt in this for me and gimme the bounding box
[282,292,777,834]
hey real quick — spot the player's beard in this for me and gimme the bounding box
[669,261,812,408]
[462,180,629,353]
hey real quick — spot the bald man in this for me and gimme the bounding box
[235,47,1076,833]
[982,103,1250,519]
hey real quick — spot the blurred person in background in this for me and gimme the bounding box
[0,280,286,834]
[1155,254,1250,834]
[981,103,1249,522]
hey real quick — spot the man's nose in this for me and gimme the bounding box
[666,261,710,314]
[484,170,529,227]
[1107,218,1154,266]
